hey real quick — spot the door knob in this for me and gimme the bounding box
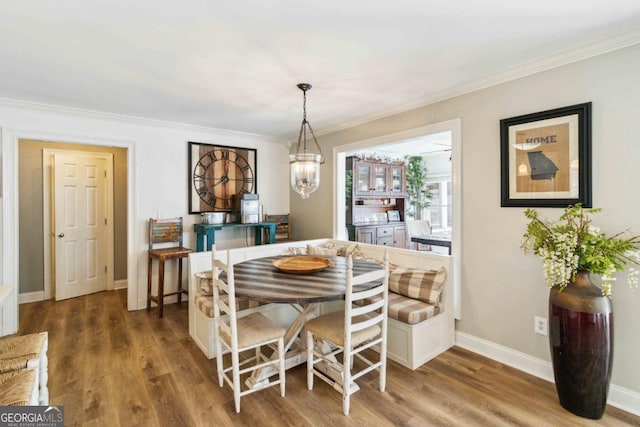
[57,233,65,238]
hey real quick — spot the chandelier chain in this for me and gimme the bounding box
[294,84,324,164]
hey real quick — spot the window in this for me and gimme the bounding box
[424,180,452,233]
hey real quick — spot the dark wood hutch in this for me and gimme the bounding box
[346,156,407,248]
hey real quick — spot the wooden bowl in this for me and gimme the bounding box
[272,256,332,274]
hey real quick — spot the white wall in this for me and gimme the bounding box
[291,43,640,403]
[1,101,289,333]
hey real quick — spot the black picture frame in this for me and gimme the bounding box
[500,102,592,208]
[188,141,257,213]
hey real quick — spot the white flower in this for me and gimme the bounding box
[523,205,640,297]
[627,250,640,263]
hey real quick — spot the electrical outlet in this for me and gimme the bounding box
[534,316,548,336]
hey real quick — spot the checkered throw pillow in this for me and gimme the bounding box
[388,267,446,307]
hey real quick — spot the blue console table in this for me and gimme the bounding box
[193,222,278,252]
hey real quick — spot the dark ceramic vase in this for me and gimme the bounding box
[549,270,613,419]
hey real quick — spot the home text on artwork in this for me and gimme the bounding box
[525,134,558,145]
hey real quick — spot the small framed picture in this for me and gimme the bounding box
[387,210,400,222]
[500,102,592,208]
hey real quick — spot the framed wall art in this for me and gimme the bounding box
[500,102,592,208]
[188,141,257,213]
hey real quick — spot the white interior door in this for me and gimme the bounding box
[53,154,108,300]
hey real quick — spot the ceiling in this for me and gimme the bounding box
[1,1,639,140]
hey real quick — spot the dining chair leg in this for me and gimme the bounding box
[232,350,241,413]
[215,333,224,388]
[343,395,350,417]
[343,348,351,416]
[278,337,286,397]
[306,331,314,390]
[380,349,387,392]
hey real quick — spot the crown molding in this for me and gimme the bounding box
[0,97,280,143]
[316,29,640,138]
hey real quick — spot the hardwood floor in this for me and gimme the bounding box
[17,289,640,426]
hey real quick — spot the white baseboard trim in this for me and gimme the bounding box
[21,283,128,303]
[609,386,640,418]
[455,332,554,382]
[19,291,45,304]
[455,331,640,417]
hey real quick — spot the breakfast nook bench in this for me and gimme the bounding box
[188,239,454,370]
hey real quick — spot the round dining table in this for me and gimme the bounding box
[231,254,384,389]
[233,255,384,303]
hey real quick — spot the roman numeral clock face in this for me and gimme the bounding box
[193,149,255,210]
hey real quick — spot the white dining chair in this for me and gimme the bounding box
[305,251,389,416]
[211,245,286,413]
[406,219,432,250]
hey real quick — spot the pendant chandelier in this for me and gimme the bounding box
[290,83,324,199]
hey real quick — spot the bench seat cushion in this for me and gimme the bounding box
[357,291,442,325]
[387,292,442,324]
[195,271,215,295]
[194,291,265,318]
[194,271,266,318]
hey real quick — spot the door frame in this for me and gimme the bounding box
[332,118,462,319]
[43,149,115,300]
[1,127,136,336]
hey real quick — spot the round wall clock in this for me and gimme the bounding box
[192,148,255,211]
